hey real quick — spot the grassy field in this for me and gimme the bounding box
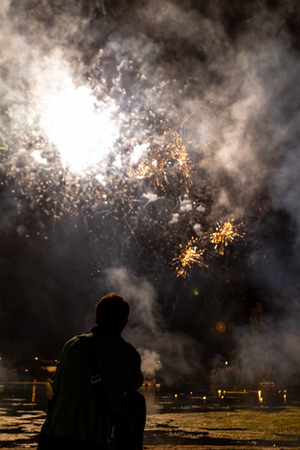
[144,405,300,447]
[1,385,300,449]
[2,406,300,450]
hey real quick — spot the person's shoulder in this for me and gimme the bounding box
[121,338,141,359]
[62,333,87,352]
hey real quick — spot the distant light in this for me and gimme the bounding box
[225,361,228,365]
[216,321,226,333]
[35,357,39,360]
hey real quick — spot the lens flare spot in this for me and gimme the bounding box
[216,321,226,333]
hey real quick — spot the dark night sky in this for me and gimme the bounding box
[1,0,300,386]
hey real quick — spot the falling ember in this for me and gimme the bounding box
[173,238,206,278]
[209,217,245,255]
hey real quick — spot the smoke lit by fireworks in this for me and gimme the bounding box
[0,99,246,277]
[0,17,249,281]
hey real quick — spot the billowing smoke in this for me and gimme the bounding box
[103,267,204,384]
[140,349,161,379]
[0,0,300,386]
[211,308,300,388]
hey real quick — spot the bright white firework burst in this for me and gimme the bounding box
[40,82,120,173]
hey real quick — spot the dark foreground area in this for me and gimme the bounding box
[1,382,300,448]
[2,410,300,449]
[2,447,300,450]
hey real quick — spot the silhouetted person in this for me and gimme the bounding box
[38,293,145,450]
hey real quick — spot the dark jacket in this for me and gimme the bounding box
[40,327,143,445]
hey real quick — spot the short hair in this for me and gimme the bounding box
[95,293,130,334]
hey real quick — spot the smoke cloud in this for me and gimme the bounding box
[103,267,204,383]
[211,312,300,388]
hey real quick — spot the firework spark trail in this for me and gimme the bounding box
[123,213,142,251]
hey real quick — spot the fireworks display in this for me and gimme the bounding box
[0,53,246,280]
[173,238,206,278]
[0,2,252,289]
[209,218,246,256]
[172,216,246,276]
[1,108,245,279]
[1,0,300,386]
[134,131,192,193]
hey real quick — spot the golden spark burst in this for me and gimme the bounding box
[173,238,206,278]
[134,131,192,191]
[135,161,152,179]
[209,217,245,255]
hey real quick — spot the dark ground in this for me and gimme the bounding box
[2,406,300,449]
